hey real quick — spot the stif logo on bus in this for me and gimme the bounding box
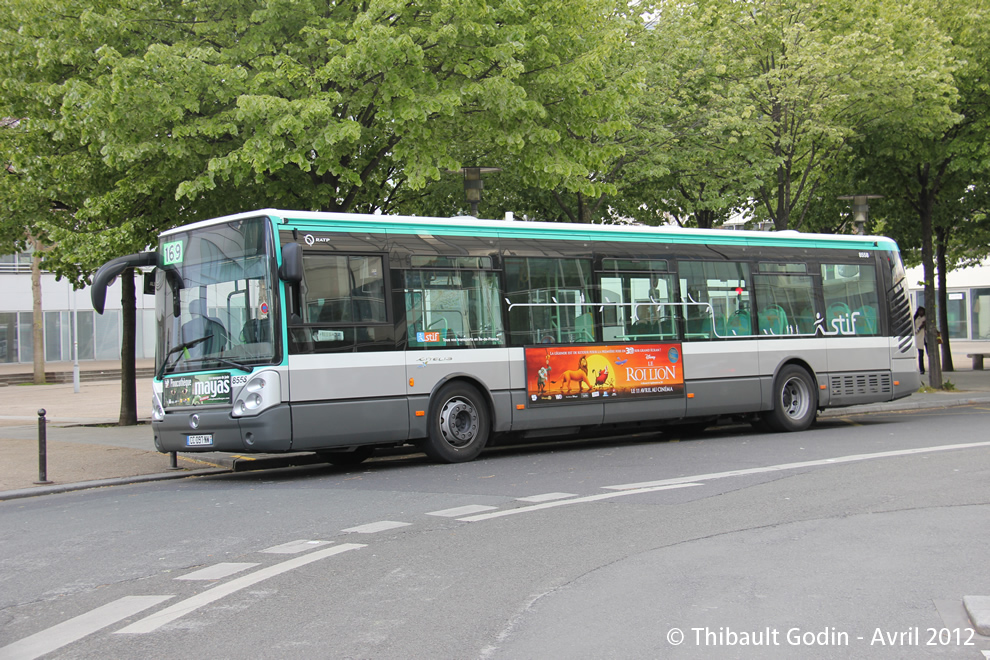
[417,331,442,343]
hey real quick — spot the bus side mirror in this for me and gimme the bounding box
[279,242,303,284]
[91,252,160,314]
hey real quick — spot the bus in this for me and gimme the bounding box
[90,209,921,464]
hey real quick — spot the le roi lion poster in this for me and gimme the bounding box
[524,343,684,406]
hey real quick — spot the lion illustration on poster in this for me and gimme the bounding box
[553,355,592,392]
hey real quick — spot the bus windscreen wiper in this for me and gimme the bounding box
[157,335,212,379]
[209,356,252,373]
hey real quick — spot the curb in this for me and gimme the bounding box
[819,394,990,418]
[0,467,231,502]
[0,453,331,502]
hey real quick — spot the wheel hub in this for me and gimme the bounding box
[439,399,479,447]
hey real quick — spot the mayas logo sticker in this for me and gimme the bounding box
[164,373,232,407]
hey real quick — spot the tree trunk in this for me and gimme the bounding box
[119,268,138,426]
[919,177,942,388]
[935,226,954,372]
[695,208,716,230]
[30,242,45,385]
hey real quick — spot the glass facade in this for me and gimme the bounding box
[0,307,156,364]
[973,288,990,340]
[913,289,983,341]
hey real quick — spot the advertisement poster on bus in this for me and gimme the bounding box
[525,343,684,406]
[163,372,232,407]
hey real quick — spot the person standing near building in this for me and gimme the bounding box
[914,306,927,374]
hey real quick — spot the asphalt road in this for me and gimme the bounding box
[2,405,989,659]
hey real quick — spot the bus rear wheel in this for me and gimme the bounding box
[424,382,490,463]
[762,365,817,432]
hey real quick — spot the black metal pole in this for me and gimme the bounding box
[35,408,52,485]
[169,451,179,470]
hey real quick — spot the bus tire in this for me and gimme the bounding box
[424,382,490,463]
[762,365,818,432]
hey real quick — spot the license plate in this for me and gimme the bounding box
[186,434,214,447]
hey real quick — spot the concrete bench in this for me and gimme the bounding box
[966,353,990,370]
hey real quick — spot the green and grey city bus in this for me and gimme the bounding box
[91,209,921,464]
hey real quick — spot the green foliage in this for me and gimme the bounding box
[616,0,960,231]
[1,0,989,273]
[1,0,635,276]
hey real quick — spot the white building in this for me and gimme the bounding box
[905,261,990,342]
[0,252,155,365]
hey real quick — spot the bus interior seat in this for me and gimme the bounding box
[241,318,271,343]
[855,304,877,334]
[827,301,851,324]
[181,299,228,354]
[727,310,751,336]
[318,299,350,323]
[759,305,788,335]
[575,312,595,342]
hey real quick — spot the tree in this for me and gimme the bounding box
[61,0,635,217]
[853,0,990,388]
[626,0,959,231]
[2,0,638,416]
[0,116,55,384]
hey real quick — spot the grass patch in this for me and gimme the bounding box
[918,380,957,393]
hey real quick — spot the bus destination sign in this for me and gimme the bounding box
[525,343,684,406]
[163,372,233,407]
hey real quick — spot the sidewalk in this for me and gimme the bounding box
[0,375,234,500]
[2,357,989,500]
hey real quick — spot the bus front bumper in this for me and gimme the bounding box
[153,404,293,454]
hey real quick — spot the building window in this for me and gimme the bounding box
[973,288,990,340]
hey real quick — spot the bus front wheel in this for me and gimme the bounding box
[424,383,490,463]
[762,365,818,432]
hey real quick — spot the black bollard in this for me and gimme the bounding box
[169,451,180,470]
[34,409,52,485]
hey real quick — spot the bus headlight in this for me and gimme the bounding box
[152,390,165,422]
[232,370,282,418]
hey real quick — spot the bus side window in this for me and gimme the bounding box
[753,271,817,336]
[597,260,675,342]
[295,252,390,352]
[821,264,881,336]
[678,260,752,340]
[504,257,594,346]
[403,268,504,349]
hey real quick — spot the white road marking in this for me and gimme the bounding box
[602,441,990,491]
[175,563,259,581]
[516,492,577,503]
[0,595,172,660]
[342,521,412,534]
[260,539,329,554]
[116,544,365,634]
[426,504,497,517]
[458,483,704,522]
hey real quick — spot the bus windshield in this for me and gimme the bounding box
[156,216,278,377]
